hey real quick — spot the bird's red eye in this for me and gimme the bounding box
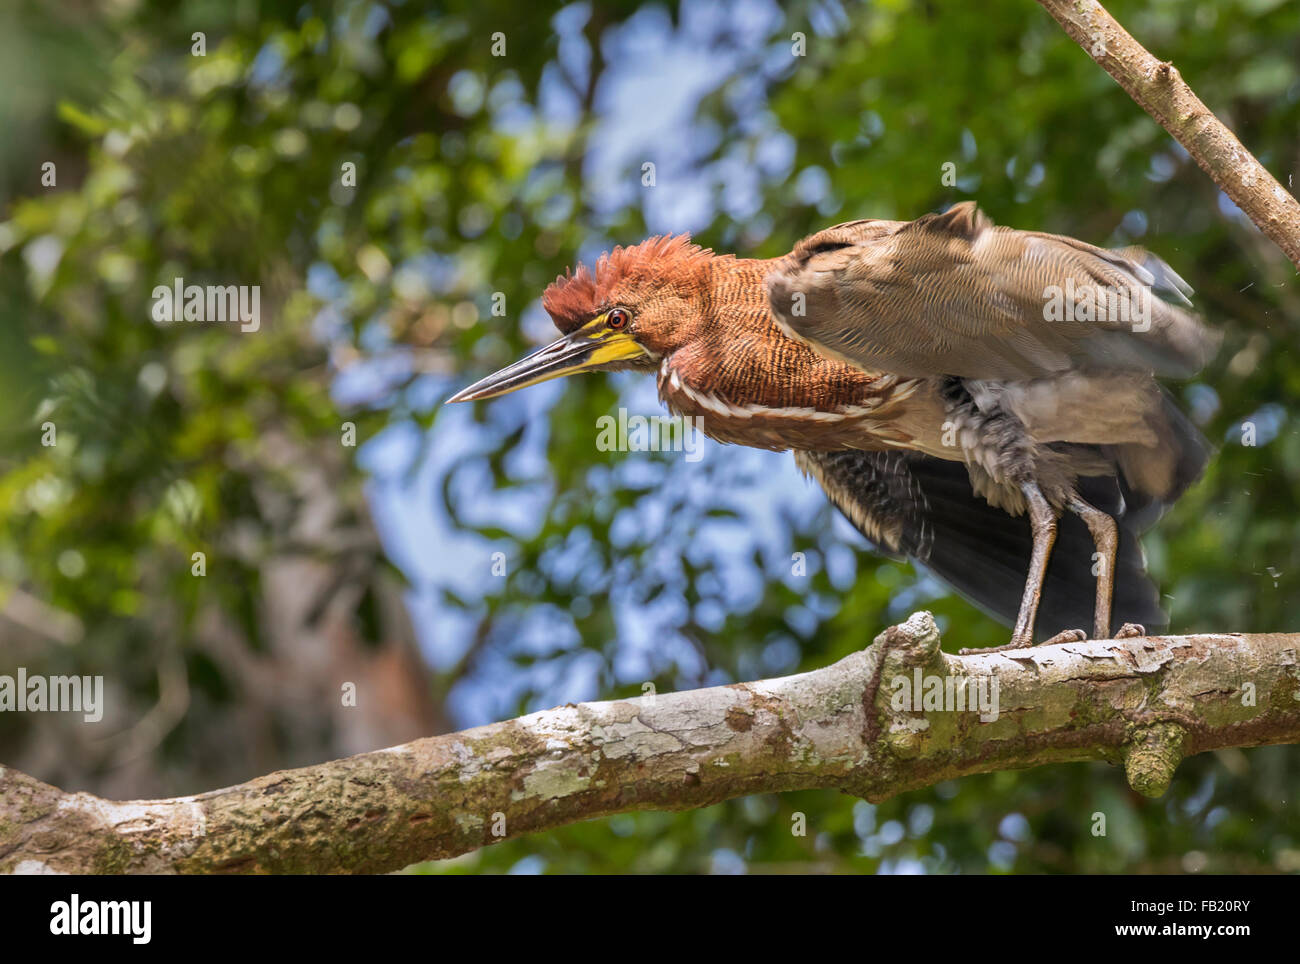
[607,308,630,330]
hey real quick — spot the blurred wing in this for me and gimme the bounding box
[796,449,1167,641]
[768,202,1217,382]
[792,449,931,562]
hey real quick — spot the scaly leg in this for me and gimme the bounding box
[1009,480,1058,648]
[1066,494,1118,640]
[963,484,1066,655]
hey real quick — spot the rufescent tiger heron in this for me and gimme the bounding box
[448,202,1219,648]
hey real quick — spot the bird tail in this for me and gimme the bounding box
[1108,387,1212,529]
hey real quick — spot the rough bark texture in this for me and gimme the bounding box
[1037,0,1300,268]
[2,612,1298,874]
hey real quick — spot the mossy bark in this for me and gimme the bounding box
[3,612,1299,874]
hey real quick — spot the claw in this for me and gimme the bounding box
[960,627,1087,655]
[1113,622,1146,639]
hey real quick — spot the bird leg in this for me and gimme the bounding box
[1065,494,1118,640]
[966,483,1062,654]
[1008,480,1058,648]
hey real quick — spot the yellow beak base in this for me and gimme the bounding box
[447,315,648,402]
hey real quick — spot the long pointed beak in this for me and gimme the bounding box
[446,318,648,403]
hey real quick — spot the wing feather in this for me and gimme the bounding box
[795,449,1168,640]
[769,201,1218,382]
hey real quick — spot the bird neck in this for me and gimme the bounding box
[663,255,883,412]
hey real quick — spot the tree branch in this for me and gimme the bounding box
[1036,0,1300,268]
[3,612,1299,874]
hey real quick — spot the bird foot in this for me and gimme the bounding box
[1041,628,1089,646]
[960,628,1086,655]
[1113,622,1146,639]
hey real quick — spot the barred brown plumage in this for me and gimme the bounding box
[448,201,1218,648]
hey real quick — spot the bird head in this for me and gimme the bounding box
[447,236,714,402]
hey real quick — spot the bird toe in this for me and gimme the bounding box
[1040,628,1088,646]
